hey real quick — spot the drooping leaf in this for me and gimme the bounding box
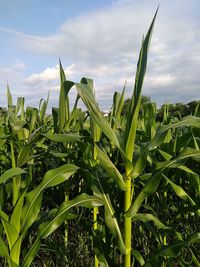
[156,147,200,171]
[0,168,26,184]
[131,213,171,229]
[132,249,145,266]
[165,176,196,206]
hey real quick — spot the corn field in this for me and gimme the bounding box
[0,9,199,267]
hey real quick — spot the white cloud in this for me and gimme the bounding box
[26,65,60,83]
[25,64,76,84]
[146,74,176,86]
[0,0,200,109]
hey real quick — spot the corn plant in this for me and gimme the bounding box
[0,6,200,267]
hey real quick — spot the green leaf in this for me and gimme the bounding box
[132,249,145,266]
[10,236,22,265]
[131,213,171,229]
[93,178,126,254]
[159,240,186,257]
[144,232,200,266]
[150,116,200,149]
[124,7,158,161]
[0,235,9,258]
[110,83,125,130]
[95,145,127,190]
[42,133,82,143]
[187,232,200,244]
[17,144,32,167]
[38,194,102,238]
[1,220,18,250]
[39,93,49,123]
[165,176,196,205]
[0,168,26,184]
[190,248,200,267]
[156,147,200,171]
[126,174,161,217]
[0,210,9,221]
[93,230,111,267]
[131,146,149,179]
[10,192,26,233]
[7,84,13,107]
[58,61,74,132]
[8,110,26,132]
[21,239,41,267]
[21,164,79,233]
[22,194,103,267]
[75,82,120,148]
[177,165,197,175]
[15,97,25,118]
[158,149,172,161]
[29,108,38,134]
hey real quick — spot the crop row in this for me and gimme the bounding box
[0,9,199,267]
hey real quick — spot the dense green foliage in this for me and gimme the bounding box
[0,10,200,267]
[122,97,200,120]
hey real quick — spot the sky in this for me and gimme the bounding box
[0,0,200,111]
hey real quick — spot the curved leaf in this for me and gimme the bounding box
[156,147,200,171]
[21,164,79,233]
[164,175,196,206]
[22,194,103,267]
[131,213,171,229]
[132,249,145,266]
[0,168,26,184]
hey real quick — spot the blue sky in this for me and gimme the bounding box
[0,0,199,111]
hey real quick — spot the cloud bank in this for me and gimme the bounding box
[0,0,199,110]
